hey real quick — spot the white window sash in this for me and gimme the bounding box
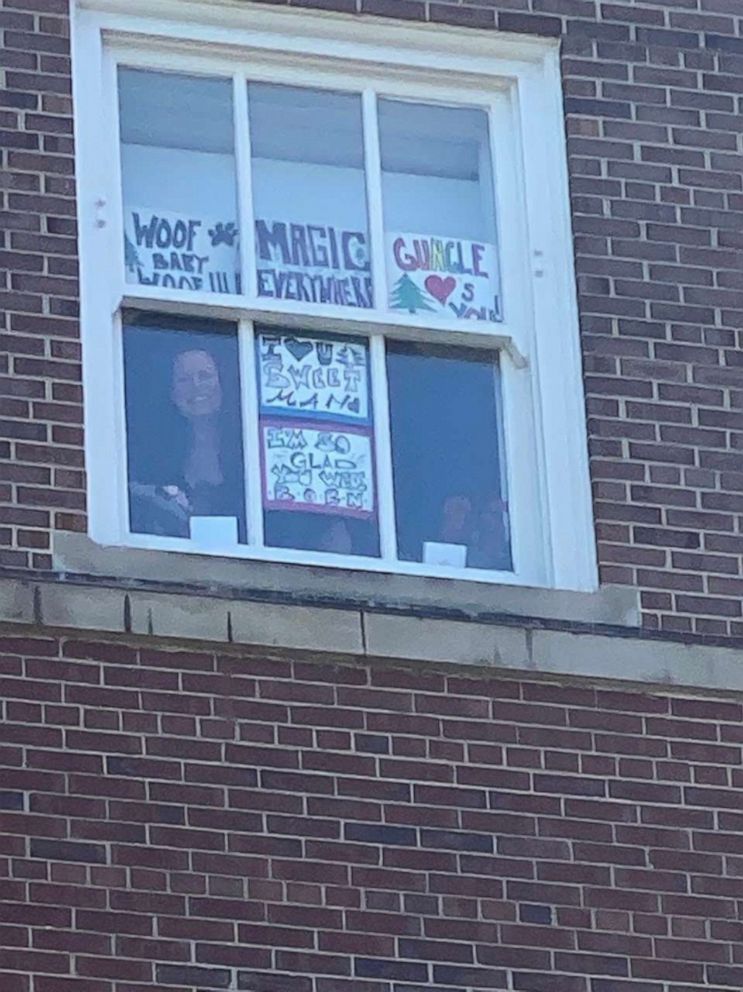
[73,2,597,591]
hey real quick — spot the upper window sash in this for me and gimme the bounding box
[103,45,531,366]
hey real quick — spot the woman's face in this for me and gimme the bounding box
[171,349,222,420]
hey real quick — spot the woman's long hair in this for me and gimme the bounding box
[123,314,245,504]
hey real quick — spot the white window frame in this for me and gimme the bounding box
[72,0,597,592]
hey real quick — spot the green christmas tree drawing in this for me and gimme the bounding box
[124,233,141,273]
[390,273,435,313]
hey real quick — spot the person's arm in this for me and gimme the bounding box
[128,482,191,537]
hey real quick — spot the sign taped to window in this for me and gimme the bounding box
[260,419,375,517]
[257,332,375,520]
[257,332,370,424]
[124,206,240,294]
[386,232,501,322]
[255,218,372,309]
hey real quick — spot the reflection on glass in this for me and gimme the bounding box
[118,69,240,295]
[123,314,246,544]
[249,85,372,309]
[379,99,501,323]
[387,341,511,571]
[256,328,380,558]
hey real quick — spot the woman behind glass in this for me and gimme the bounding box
[125,320,246,541]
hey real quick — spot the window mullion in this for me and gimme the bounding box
[234,73,257,301]
[239,318,264,548]
[369,334,397,563]
[361,89,387,315]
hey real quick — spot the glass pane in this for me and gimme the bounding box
[249,85,372,310]
[380,100,501,323]
[387,341,511,571]
[123,314,247,546]
[119,69,240,295]
[257,329,379,557]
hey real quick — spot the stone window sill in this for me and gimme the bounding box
[0,533,737,692]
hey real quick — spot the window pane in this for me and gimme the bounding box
[119,69,240,295]
[257,329,379,557]
[249,85,373,310]
[123,315,247,547]
[380,100,501,323]
[387,341,511,571]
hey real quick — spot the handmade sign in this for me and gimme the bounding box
[386,232,501,322]
[261,420,374,517]
[255,219,372,309]
[124,207,240,294]
[257,333,370,424]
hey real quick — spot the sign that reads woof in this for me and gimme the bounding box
[386,232,501,322]
[124,207,240,295]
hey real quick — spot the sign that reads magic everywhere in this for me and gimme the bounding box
[124,207,240,295]
[386,232,501,322]
[255,219,372,309]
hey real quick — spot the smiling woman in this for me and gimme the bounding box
[123,315,247,542]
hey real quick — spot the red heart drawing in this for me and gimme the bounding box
[425,275,457,306]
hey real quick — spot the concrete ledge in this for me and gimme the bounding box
[531,629,743,694]
[23,578,365,657]
[3,574,743,693]
[53,532,640,628]
[364,612,530,668]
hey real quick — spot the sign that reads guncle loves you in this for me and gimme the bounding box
[387,231,501,322]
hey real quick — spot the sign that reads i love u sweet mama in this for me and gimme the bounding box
[386,232,501,323]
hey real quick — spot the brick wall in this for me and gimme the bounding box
[1,0,84,573]
[3,0,743,634]
[2,632,743,992]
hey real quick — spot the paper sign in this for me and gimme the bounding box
[387,232,501,322]
[124,206,240,294]
[255,218,372,309]
[189,516,238,549]
[261,419,374,517]
[258,333,370,424]
[423,541,468,568]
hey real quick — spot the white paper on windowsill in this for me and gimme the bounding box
[423,541,468,568]
[189,516,239,551]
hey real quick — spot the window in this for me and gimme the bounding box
[74,2,596,591]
